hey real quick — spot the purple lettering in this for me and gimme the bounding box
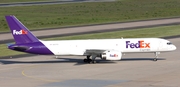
[126,41,130,48]
[126,41,140,48]
[130,43,134,48]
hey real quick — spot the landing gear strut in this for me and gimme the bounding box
[91,55,97,64]
[153,52,159,61]
[83,55,97,64]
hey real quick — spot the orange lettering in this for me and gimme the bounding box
[140,40,144,48]
[145,43,150,48]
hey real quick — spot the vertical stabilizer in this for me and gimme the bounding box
[5,15,39,44]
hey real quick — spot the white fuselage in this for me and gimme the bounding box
[41,38,176,56]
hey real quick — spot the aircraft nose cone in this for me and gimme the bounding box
[168,45,176,51]
[173,45,177,50]
[171,45,177,51]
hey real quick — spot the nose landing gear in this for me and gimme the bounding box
[153,52,160,61]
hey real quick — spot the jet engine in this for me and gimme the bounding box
[100,51,122,60]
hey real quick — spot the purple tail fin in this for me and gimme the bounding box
[5,15,39,44]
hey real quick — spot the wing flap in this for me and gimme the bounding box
[85,49,110,54]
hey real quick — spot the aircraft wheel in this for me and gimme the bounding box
[92,60,96,64]
[83,59,88,63]
[88,59,92,64]
[153,58,157,61]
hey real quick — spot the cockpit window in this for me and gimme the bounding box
[167,42,172,45]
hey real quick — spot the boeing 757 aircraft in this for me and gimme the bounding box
[5,15,176,64]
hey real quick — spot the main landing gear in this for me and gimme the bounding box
[153,52,160,61]
[83,55,97,64]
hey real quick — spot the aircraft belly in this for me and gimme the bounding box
[52,47,85,56]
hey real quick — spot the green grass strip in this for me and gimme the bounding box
[46,25,180,40]
[0,0,180,32]
[0,25,180,57]
[0,0,49,3]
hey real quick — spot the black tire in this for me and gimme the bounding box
[153,58,157,61]
[83,59,87,63]
[92,61,96,64]
[88,59,92,64]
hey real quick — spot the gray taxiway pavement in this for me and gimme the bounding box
[0,37,179,87]
[1,17,180,44]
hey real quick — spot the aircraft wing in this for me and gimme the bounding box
[85,49,112,54]
[85,49,107,54]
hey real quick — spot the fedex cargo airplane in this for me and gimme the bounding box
[5,15,176,64]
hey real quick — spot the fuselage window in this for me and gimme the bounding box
[167,42,172,45]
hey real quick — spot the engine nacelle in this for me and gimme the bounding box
[100,51,122,60]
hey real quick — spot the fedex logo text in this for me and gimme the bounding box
[13,30,27,35]
[126,40,150,48]
[110,54,118,57]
